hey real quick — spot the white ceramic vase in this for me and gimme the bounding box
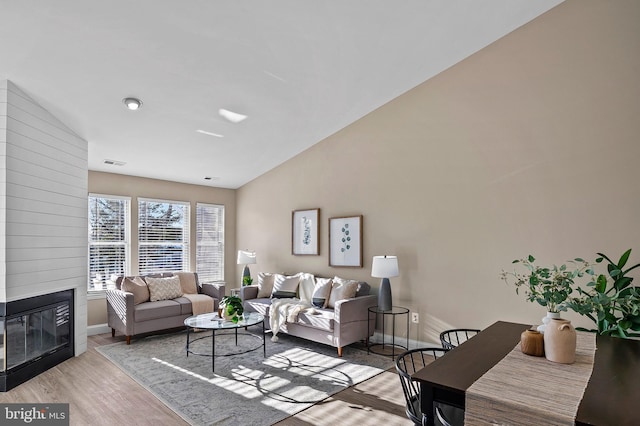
[544,318,576,364]
[537,311,561,334]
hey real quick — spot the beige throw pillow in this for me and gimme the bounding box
[311,278,333,308]
[257,273,276,298]
[174,272,198,294]
[327,276,359,308]
[146,276,183,302]
[271,273,301,299]
[121,276,150,305]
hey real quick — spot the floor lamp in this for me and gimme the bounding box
[372,255,399,311]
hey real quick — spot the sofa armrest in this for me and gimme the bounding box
[200,282,225,301]
[334,294,377,324]
[239,285,259,302]
[106,288,135,335]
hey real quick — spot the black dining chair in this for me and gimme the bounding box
[395,347,453,426]
[435,406,453,426]
[439,328,480,350]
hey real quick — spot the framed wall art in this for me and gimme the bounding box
[329,215,363,267]
[292,208,320,255]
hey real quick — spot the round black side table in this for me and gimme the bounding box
[367,306,410,358]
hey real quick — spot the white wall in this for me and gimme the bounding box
[0,83,6,298]
[0,80,88,355]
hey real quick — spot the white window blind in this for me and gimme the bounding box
[88,194,130,290]
[196,203,225,282]
[138,198,190,274]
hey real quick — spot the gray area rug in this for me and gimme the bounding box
[96,329,393,425]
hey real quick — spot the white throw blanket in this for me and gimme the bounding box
[270,297,315,342]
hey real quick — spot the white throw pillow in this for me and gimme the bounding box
[271,273,301,299]
[257,273,276,298]
[298,273,316,302]
[311,278,333,308]
[327,276,359,308]
[146,276,183,302]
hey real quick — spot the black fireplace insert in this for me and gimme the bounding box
[0,289,74,392]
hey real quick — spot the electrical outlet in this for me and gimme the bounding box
[411,312,419,323]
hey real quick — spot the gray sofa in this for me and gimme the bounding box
[240,276,377,357]
[106,271,225,344]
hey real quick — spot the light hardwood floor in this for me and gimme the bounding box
[0,334,411,426]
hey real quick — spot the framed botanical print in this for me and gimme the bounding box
[329,215,363,267]
[292,208,320,255]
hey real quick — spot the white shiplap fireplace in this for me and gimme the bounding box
[0,80,88,391]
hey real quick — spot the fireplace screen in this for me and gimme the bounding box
[1,303,71,372]
[1,289,74,392]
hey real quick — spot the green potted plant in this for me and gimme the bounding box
[219,295,244,323]
[242,276,253,287]
[566,249,640,338]
[501,255,592,332]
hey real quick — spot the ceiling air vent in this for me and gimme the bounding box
[103,159,126,166]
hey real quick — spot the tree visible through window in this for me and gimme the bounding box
[88,195,130,290]
[138,198,190,274]
[196,203,225,282]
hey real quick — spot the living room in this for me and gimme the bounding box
[2,0,639,425]
[87,0,640,341]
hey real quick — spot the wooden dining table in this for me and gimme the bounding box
[412,321,640,426]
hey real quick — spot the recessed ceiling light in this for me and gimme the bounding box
[196,129,224,138]
[123,97,143,110]
[218,108,247,123]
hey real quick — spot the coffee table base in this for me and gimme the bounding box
[185,321,266,371]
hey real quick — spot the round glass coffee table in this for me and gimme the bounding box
[184,311,265,371]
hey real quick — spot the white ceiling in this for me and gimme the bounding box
[0,0,563,189]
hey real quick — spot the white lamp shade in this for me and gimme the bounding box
[371,255,399,278]
[237,250,256,265]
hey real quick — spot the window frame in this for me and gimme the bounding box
[87,193,131,291]
[137,197,191,275]
[195,202,225,283]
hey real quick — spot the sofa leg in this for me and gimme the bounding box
[337,347,343,357]
[111,328,115,338]
[126,336,131,345]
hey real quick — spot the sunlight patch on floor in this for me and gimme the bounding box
[151,357,289,399]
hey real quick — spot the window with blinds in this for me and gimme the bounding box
[196,203,225,283]
[138,198,190,274]
[88,194,130,290]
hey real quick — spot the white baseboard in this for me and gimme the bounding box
[370,331,441,351]
[88,323,111,336]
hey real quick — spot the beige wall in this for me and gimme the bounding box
[88,298,107,325]
[88,171,236,325]
[236,0,640,344]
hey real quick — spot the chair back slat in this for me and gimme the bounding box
[439,328,480,350]
[395,347,449,425]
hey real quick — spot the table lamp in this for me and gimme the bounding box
[372,255,399,311]
[237,250,257,285]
